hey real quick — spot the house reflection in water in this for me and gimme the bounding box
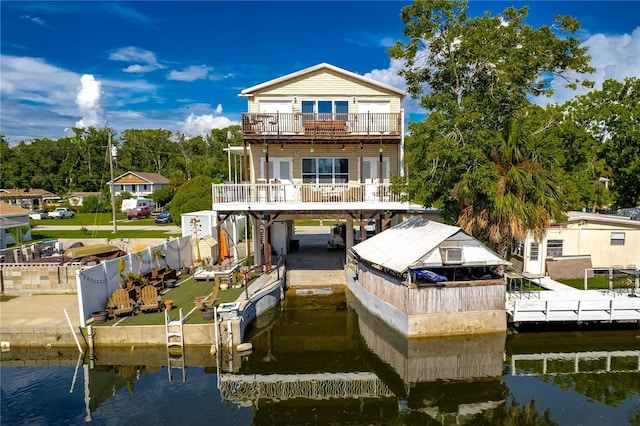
[218,293,509,423]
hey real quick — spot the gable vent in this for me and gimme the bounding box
[443,248,463,264]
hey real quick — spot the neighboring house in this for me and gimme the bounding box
[520,211,640,277]
[0,188,61,210]
[68,191,102,207]
[107,171,170,198]
[0,203,32,250]
[210,63,434,267]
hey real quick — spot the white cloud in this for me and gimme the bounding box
[180,106,238,137]
[109,46,161,73]
[364,59,426,116]
[168,65,211,82]
[537,27,640,106]
[75,74,104,128]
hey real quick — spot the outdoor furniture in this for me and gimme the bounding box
[139,285,161,313]
[111,288,134,317]
[195,284,220,310]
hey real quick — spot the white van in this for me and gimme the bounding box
[121,197,154,213]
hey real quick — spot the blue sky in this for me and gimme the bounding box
[1,1,639,145]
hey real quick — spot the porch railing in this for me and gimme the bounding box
[212,182,402,205]
[241,113,402,137]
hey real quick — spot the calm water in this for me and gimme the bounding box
[2,292,639,425]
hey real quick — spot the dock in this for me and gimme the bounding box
[507,275,640,324]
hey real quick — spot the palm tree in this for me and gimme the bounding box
[454,110,566,258]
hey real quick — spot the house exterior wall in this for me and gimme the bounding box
[249,143,398,184]
[246,70,402,114]
[523,218,640,275]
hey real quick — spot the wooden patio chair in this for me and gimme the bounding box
[195,283,220,310]
[139,285,160,313]
[111,288,134,317]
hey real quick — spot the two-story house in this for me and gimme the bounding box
[212,63,434,267]
[108,171,170,198]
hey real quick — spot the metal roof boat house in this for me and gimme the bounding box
[213,63,436,269]
[347,217,510,337]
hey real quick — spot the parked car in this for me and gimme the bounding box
[154,211,172,224]
[127,205,152,220]
[48,207,75,219]
[29,211,48,220]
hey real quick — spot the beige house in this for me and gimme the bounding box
[68,191,102,207]
[521,211,640,277]
[0,188,61,210]
[108,171,169,198]
[211,63,433,267]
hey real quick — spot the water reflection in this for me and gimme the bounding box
[1,293,639,425]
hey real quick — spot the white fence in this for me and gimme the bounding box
[76,236,193,327]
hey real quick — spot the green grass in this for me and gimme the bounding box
[94,275,253,326]
[0,296,18,302]
[31,229,179,241]
[556,275,631,291]
[34,213,177,227]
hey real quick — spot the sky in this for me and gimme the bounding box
[1,1,639,145]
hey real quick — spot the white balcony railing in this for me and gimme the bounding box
[212,183,401,205]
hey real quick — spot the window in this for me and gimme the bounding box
[302,158,349,183]
[529,243,539,261]
[546,240,563,257]
[301,100,348,119]
[611,232,625,246]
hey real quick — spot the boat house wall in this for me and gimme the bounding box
[355,263,506,337]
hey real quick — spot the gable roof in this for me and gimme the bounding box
[240,63,405,98]
[0,202,30,217]
[352,216,508,274]
[110,171,170,185]
[0,188,60,200]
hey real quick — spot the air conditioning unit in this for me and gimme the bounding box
[443,247,463,264]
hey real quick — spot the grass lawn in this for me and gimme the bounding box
[94,275,252,326]
[31,229,179,241]
[556,275,631,291]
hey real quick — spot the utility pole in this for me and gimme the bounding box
[108,129,117,234]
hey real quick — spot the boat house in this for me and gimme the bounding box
[347,216,510,337]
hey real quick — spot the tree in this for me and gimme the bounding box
[169,175,214,226]
[562,77,640,208]
[388,1,594,255]
[454,107,567,257]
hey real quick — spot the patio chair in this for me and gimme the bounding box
[111,288,135,317]
[140,285,160,313]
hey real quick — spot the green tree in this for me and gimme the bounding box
[562,77,640,208]
[118,129,177,174]
[388,1,594,255]
[169,175,214,226]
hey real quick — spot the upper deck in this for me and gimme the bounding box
[241,112,402,142]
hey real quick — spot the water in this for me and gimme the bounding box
[2,292,639,425]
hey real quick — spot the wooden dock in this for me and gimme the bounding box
[508,296,640,323]
[507,275,640,324]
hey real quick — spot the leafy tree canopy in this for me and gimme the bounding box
[169,175,214,226]
[389,0,595,256]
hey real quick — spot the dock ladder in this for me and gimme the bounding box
[165,308,186,382]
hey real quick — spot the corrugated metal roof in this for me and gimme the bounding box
[352,216,508,274]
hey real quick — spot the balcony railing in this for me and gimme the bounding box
[242,113,402,137]
[213,182,402,205]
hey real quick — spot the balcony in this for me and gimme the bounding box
[242,113,402,140]
[212,182,402,207]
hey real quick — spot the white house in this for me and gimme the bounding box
[521,211,640,277]
[108,171,170,198]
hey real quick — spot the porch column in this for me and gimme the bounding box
[345,216,354,265]
[252,216,261,267]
